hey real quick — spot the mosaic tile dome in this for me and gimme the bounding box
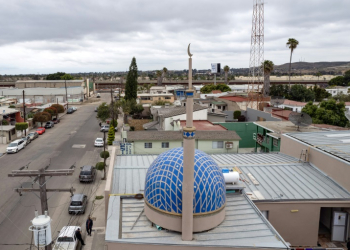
[144,147,226,215]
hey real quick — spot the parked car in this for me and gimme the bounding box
[71,106,77,111]
[21,135,31,146]
[94,138,104,147]
[36,127,45,135]
[44,121,54,129]
[68,194,87,214]
[67,108,74,114]
[53,226,81,250]
[6,139,25,154]
[28,132,39,140]
[52,117,60,124]
[100,125,110,132]
[96,93,101,98]
[79,165,96,183]
[94,107,98,112]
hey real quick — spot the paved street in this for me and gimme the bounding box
[0,94,113,249]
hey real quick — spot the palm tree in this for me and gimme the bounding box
[286,38,299,88]
[262,60,274,97]
[224,65,230,85]
[145,83,155,93]
[156,70,162,86]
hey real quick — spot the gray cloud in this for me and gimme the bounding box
[0,0,349,74]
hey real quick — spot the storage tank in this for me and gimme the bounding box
[222,169,240,184]
[29,211,52,247]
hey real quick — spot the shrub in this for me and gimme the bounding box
[95,162,106,171]
[27,113,34,118]
[100,151,110,159]
[8,105,16,108]
[130,126,135,131]
[1,120,9,125]
[234,110,241,119]
[15,122,28,131]
[107,125,115,145]
[95,195,104,200]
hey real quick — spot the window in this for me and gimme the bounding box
[212,141,224,149]
[217,106,221,109]
[165,97,171,99]
[144,143,152,148]
[162,142,169,148]
[261,210,269,220]
[273,138,278,147]
[140,97,151,100]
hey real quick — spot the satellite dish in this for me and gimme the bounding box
[270,96,285,107]
[345,110,350,122]
[289,112,312,131]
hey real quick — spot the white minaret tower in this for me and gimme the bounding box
[181,43,196,241]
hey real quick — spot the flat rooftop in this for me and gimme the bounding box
[286,131,350,163]
[179,120,227,131]
[106,194,288,249]
[113,153,350,201]
[255,121,328,138]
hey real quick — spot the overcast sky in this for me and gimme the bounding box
[0,0,349,74]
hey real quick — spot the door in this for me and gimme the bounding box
[331,211,347,242]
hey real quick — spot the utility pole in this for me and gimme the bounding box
[23,90,26,136]
[8,166,75,250]
[110,88,114,127]
[64,80,69,110]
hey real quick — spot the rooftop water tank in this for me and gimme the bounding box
[29,211,52,247]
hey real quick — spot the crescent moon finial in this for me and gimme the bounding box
[187,43,193,58]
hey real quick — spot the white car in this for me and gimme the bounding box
[6,139,26,154]
[53,226,81,250]
[71,106,77,111]
[94,138,104,147]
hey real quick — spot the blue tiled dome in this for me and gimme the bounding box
[144,147,226,215]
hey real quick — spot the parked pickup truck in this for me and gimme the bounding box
[53,226,81,250]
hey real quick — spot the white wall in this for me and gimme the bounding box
[278,104,304,112]
[163,109,208,131]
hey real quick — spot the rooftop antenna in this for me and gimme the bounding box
[270,96,285,107]
[289,112,312,131]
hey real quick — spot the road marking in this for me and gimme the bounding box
[72,144,86,149]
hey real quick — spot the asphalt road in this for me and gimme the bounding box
[0,94,111,250]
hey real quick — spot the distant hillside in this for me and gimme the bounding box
[274,61,350,74]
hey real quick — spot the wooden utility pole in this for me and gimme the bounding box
[8,167,75,250]
[64,80,69,110]
[22,90,26,136]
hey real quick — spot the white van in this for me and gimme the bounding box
[53,226,81,250]
[6,139,25,154]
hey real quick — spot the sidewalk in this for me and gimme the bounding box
[83,116,123,249]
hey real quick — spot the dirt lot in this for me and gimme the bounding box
[128,118,152,131]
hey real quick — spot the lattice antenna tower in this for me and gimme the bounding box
[247,0,264,109]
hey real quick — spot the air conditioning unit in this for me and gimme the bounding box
[225,142,233,149]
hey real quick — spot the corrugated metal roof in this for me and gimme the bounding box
[1,87,84,96]
[113,153,350,200]
[286,131,350,163]
[106,194,288,248]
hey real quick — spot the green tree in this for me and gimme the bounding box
[312,86,331,102]
[262,60,274,97]
[200,84,230,94]
[224,65,230,85]
[125,57,138,101]
[131,103,144,116]
[96,102,110,122]
[333,93,350,102]
[107,125,115,145]
[289,84,315,102]
[46,72,66,80]
[1,120,9,125]
[153,100,172,106]
[144,83,155,93]
[44,107,57,118]
[156,70,162,86]
[120,99,137,124]
[15,122,28,133]
[270,84,289,97]
[286,38,299,88]
[344,70,350,85]
[328,76,345,86]
[302,99,348,127]
[60,74,74,80]
[234,110,241,119]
